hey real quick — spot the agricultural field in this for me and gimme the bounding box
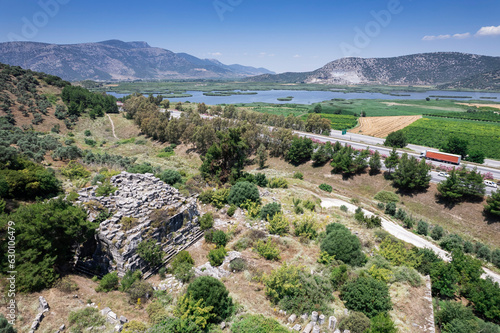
[349,115,422,137]
[246,104,309,117]
[424,110,500,122]
[402,117,500,159]
[300,113,358,130]
[458,102,500,110]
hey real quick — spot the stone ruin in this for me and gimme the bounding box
[75,172,201,277]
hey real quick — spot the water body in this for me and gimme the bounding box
[107,90,500,105]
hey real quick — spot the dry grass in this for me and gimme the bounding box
[389,282,433,333]
[349,115,422,137]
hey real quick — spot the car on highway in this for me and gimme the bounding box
[438,172,450,178]
[484,180,498,188]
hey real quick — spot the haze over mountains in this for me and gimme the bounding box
[247,52,500,89]
[0,40,274,81]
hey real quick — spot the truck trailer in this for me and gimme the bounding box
[420,150,461,165]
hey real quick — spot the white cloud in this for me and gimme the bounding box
[475,25,500,37]
[453,32,471,39]
[422,34,451,41]
[293,54,301,58]
[208,52,222,56]
[268,53,275,57]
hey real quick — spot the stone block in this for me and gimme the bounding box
[120,315,128,324]
[312,325,320,333]
[288,314,297,323]
[303,322,313,333]
[328,316,337,330]
[292,324,302,331]
[311,311,318,322]
[318,314,325,325]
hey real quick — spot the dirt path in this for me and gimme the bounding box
[318,196,500,284]
[349,115,422,137]
[107,114,118,139]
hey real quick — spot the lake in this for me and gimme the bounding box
[107,89,500,105]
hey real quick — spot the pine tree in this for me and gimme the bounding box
[384,148,399,174]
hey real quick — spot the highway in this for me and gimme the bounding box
[167,109,499,194]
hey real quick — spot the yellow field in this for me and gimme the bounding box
[349,115,422,137]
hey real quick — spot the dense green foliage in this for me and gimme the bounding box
[208,246,227,266]
[255,237,280,260]
[319,183,333,192]
[392,153,431,191]
[485,191,500,218]
[264,263,334,313]
[61,85,118,116]
[330,145,370,175]
[199,212,214,230]
[424,110,500,123]
[159,169,182,185]
[231,314,289,333]
[321,223,366,266]
[170,251,194,273]
[68,307,106,333]
[136,239,163,266]
[340,276,392,318]
[402,117,500,159]
[437,167,485,201]
[368,312,398,333]
[311,113,358,130]
[0,315,16,333]
[384,130,407,148]
[260,202,281,221]
[339,312,371,333]
[286,137,313,165]
[186,276,234,323]
[443,136,469,159]
[374,191,399,203]
[227,181,260,207]
[96,272,119,292]
[0,198,93,292]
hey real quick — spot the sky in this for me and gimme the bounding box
[0,0,499,73]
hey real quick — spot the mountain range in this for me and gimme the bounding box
[247,52,500,89]
[0,40,274,81]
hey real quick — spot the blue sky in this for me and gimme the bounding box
[0,0,499,73]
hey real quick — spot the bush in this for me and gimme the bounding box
[267,212,289,236]
[120,270,142,292]
[384,130,407,148]
[255,237,280,260]
[378,236,420,268]
[340,205,348,212]
[392,266,422,287]
[431,225,444,241]
[205,229,228,247]
[208,246,227,266]
[477,246,492,262]
[227,204,237,216]
[268,177,288,189]
[435,301,476,331]
[339,312,371,333]
[303,200,316,211]
[331,264,349,290]
[293,171,303,180]
[369,313,398,333]
[403,217,414,229]
[417,220,429,236]
[174,262,195,283]
[341,276,392,318]
[122,321,147,333]
[199,213,214,230]
[0,314,16,333]
[229,258,247,272]
[384,202,396,216]
[228,181,260,207]
[492,249,500,268]
[61,160,90,180]
[231,314,289,333]
[159,169,182,185]
[319,183,333,192]
[170,250,194,273]
[463,241,474,254]
[186,276,234,323]
[374,191,399,203]
[95,181,117,197]
[137,239,163,266]
[260,202,281,221]
[254,173,268,187]
[439,234,463,252]
[126,279,154,304]
[68,307,105,332]
[321,226,366,266]
[293,216,318,240]
[394,208,406,220]
[84,130,92,136]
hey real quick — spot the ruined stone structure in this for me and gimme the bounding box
[75,172,200,276]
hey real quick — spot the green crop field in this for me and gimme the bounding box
[424,111,500,123]
[301,113,358,130]
[401,117,500,159]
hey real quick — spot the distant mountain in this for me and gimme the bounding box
[0,40,274,81]
[438,68,500,91]
[247,52,500,87]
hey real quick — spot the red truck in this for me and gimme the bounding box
[420,150,461,165]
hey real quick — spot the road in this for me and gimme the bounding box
[167,109,499,194]
[319,196,500,284]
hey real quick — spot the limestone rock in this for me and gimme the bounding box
[288,314,297,323]
[329,316,337,330]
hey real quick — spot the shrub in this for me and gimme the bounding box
[95,181,117,197]
[293,216,318,240]
[96,272,119,292]
[321,226,366,266]
[331,264,349,290]
[0,314,16,333]
[293,171,303,180]
[186,276,234,323]
[120,270,142,292]
[439,234,463,252]
[229,258,247,272]
[384,202,396,216]
[68,307,105,332]
[231,314,289,333]
[122,321,147,333]
[227,204,237,216]
[234,237,252,251]
[374,191,399,203]
[319,183,333,192]
[227,181,260,207]
[492,249,500,268]
[394,208,406,220]
[205,229,228,247]
[341,276,392,318]
[369,313,397,333]
[254,173,268,187]
[392,266,422,287]
[208,246,227,266]
[303,200,316,211]
[339,312,371,333]
[463,241,474,254]
[84,138,96,147]
[477,246,492,262]
[403,217,414,229]
[137,239,163,266]
[431,225,444,241]
[417,220,429,236]
[199,213,214,230]
[378,236,420,268]
[377,202,385,210]
[260,202,281,221]
[170,250,194,273]
[255,237,280,260]
[268,177,288,189]
[61,160,90,180]
[340,205,348,212]
[126,279,154,304]
[174,262,195,283]
[267,212,289,236]
[435,301,476,331]
[159,169,182,185]
[84,130,92,136]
